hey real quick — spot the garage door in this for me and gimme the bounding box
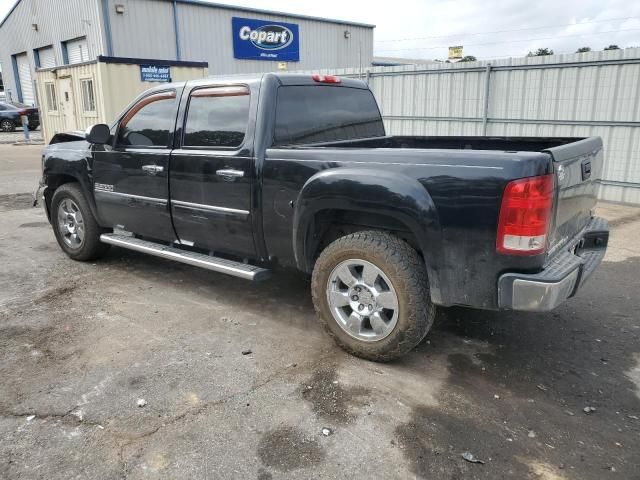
[15,53,34,105]
[66,37,89,64]
[38,46,56,68]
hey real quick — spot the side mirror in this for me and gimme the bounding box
[85,124,111,145]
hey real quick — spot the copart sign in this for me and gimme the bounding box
[232,17,300,62]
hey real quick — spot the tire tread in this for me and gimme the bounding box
[311,230,435,362]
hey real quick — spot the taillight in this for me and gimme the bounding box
[496,174,554,255]
[312,74,341,84]
[17,109,28,116]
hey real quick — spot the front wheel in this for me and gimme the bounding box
[311,231,435,362]
[51,183,110,261]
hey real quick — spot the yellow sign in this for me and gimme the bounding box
[448,46,463,59]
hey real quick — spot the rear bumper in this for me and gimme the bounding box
[498,217,608,311]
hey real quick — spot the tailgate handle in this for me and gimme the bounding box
[581,160,591,180]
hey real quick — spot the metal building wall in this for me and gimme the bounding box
[104,0,374,74]
[0,0,104,104]
[305,49,640,204]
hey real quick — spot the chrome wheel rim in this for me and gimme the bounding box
[57,198,85,249]
[0,120,12,132]
[326,259,399,342]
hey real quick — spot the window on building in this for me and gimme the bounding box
[273,86,385,146]
[183,86,250,148]
[45,82,57,112]
[117,91,177,147]
[80,79,96,113]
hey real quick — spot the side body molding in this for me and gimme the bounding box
[293,168,444,304]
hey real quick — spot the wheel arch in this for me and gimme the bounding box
[293,168,444,304]
[44,173,100,225]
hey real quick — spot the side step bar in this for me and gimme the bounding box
[100,233,271,281]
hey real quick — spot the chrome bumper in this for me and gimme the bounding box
[498,217,609,312]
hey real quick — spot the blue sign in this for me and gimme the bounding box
[140,65,171,82]
[232,17,300,62]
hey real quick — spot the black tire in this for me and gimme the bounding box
[0,119,16,132]
[51,183,110,261]
[311,231,435,362]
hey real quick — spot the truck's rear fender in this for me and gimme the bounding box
[294,168,444,303]
[42,142,101,224]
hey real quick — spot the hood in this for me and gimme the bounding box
[49,130,86,145]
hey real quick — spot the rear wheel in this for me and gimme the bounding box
[0,119,16,132]
[311,231,435,362]
[51,183,110,261]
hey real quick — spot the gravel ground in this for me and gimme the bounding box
[0,144,639,479]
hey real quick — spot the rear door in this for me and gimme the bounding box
[93,89,179,241]
[169,84,256,257]
[545,137,603,253]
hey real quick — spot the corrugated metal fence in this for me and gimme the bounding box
[300,48,640,204]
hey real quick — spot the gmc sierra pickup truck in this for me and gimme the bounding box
[37,73,609,361]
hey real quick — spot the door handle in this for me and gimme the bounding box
[142,164,164,175]
[581,160,592,181]
[216,169,244,181]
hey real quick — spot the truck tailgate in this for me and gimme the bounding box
[545,136,603,255]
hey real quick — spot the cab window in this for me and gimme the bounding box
[117,91,176,147]
[183,86,250,148]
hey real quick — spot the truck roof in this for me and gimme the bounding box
[164,72,370,91]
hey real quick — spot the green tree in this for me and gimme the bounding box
[576,47,591,53]
[458,55,477,62]
[527,48,554,56]
[604,44,620,50]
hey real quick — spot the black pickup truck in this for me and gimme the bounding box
[38,73,609,361]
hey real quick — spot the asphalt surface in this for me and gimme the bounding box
[0,144,639,479]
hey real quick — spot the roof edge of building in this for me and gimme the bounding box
[98,55,208,68]
[174,0,376,28]
[0,0,21,29]
[1,0,376,31]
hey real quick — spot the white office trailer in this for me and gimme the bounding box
[35,56,208,141]
[0,0,375,106]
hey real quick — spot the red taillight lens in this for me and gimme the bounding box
[312,74,341,84]
[496,174,554,255]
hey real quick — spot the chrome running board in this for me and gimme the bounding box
[100,233,271,281]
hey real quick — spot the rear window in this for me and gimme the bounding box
[273,86,385,146]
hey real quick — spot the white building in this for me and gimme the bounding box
[0,0,374,106]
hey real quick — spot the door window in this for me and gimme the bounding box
[117,91,176,147]
[183,86,250,148]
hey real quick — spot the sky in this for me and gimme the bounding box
[1,0,639,61]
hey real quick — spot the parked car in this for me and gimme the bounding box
[36,73,609,361]
[0,101,40,132]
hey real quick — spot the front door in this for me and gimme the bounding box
[58,77,76,131]
[93,89,179,241]
[169,84,256,257]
